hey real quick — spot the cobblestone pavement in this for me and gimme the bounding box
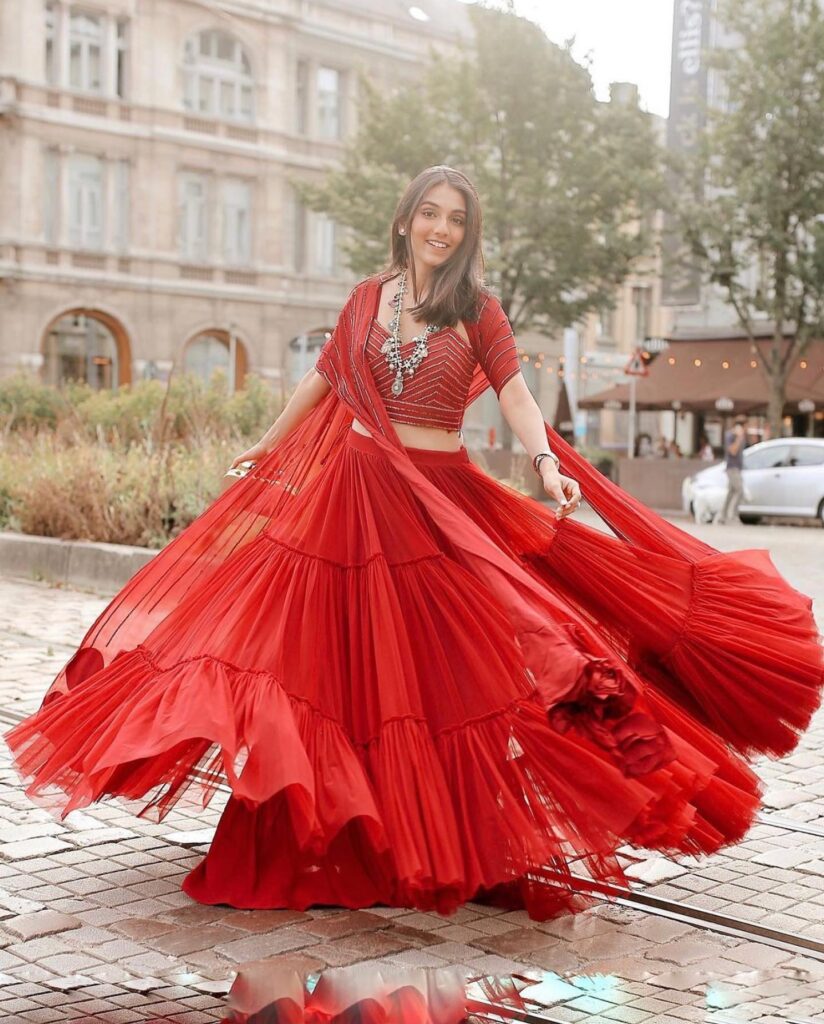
[1,514,823,1022]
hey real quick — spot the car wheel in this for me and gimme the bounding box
[738,514,762,525]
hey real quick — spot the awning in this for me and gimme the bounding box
[579,338,824,413]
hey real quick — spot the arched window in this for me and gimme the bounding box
[43,312,122,390]
[183,329,247,390]
[183,30,254,122]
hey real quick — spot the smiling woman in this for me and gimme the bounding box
[5,164,822,926]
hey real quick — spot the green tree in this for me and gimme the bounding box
[674,0,824,434]
[296,5,662,338]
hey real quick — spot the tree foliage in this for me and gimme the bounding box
[673,0,824,432]
[296,5,662,334]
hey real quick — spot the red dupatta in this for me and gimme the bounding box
[46,272,714,710]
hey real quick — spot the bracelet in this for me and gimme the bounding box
[532,451,560,474]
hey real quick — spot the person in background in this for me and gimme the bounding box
[698,434,715,461]
[635,432,654,458]
[667,439,683,458]
[716,415,747,524]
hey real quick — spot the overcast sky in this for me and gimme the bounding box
[461,1,675,119]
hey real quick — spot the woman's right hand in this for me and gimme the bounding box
[229,440,272,471]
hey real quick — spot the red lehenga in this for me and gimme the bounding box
[5,273,823,921]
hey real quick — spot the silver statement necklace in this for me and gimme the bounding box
[380,270,440,397]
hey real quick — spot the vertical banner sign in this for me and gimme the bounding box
[661,0,711,306]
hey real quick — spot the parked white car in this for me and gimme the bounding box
[682,437,824,524]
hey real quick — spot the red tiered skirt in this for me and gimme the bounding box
[5,428,823,919]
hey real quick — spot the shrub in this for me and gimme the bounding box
[0,369,284,447]
[0,371,285,547]
[3,433,237,548]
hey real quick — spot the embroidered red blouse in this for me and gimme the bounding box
[315,280,522,432]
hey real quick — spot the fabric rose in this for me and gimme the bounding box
[611,712,676,777]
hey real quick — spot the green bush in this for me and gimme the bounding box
[0,371,285,547]
[0,369,284,447]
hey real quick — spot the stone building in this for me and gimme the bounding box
[0,0,472,400]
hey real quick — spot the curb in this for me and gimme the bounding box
[0,531,156,596]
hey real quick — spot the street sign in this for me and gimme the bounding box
[624,348,649,377]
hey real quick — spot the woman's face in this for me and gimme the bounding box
[405,182,467,272]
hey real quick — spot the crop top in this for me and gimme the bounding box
[314,280,522,432]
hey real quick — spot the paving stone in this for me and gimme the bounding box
[214,927,321,963]
[0,837,73,860]
[152,924,244,956]
[3,910,81,940]
[299,911,392,941]
[110,916,176,941]
[474,927,559,958]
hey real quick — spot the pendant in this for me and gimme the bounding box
[391,374,404,396]
[380,339,392,354]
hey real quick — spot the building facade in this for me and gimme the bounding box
[0,0,471,398]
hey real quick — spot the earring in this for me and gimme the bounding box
[398,228,406,236]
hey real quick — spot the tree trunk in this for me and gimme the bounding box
[766,372,787,438]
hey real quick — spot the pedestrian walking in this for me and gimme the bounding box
[716,415,747,524]
[5,166,823,921]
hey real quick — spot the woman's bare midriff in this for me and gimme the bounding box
[351,417,463,452]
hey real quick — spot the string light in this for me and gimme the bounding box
[722,360,730,369]
[800,360,808,369]
[668,356,676,365]
[750,360,757,368]
[693,358,702,366]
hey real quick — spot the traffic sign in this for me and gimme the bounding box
[624,348,649,377]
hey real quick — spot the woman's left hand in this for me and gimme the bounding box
[540,464,582,519]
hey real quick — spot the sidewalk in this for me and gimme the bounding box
[1,515,823,1022]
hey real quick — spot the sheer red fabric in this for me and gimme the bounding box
[4,272,823,921]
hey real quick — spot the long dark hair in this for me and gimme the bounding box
[384,165,485,326]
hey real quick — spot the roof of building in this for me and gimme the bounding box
[579,338,824,413]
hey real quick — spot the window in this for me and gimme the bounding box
[788,444,824,467]
[69,12,103,93]
[43,148,59,245]
[116,20,128,99]
[178,173,209,262]
[45,313,118,390]
[46,7,128,96]
[114,160,130,252]
[183,30,254,122]
[45,3,57,85]
[744,444,791,470]
[313,213,337,275]
[293,198,307,273]
[222,179,251,265]
[596,304,617,344]
[68,155,104,249]
[632,285,652,344]
[184,333,230,382]
[296,59,309,134]
[316,66,342,139]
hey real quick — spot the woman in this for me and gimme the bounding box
[6,166,822,921]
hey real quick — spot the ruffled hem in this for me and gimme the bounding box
[541,523,824,759]
[5,641,762,917]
